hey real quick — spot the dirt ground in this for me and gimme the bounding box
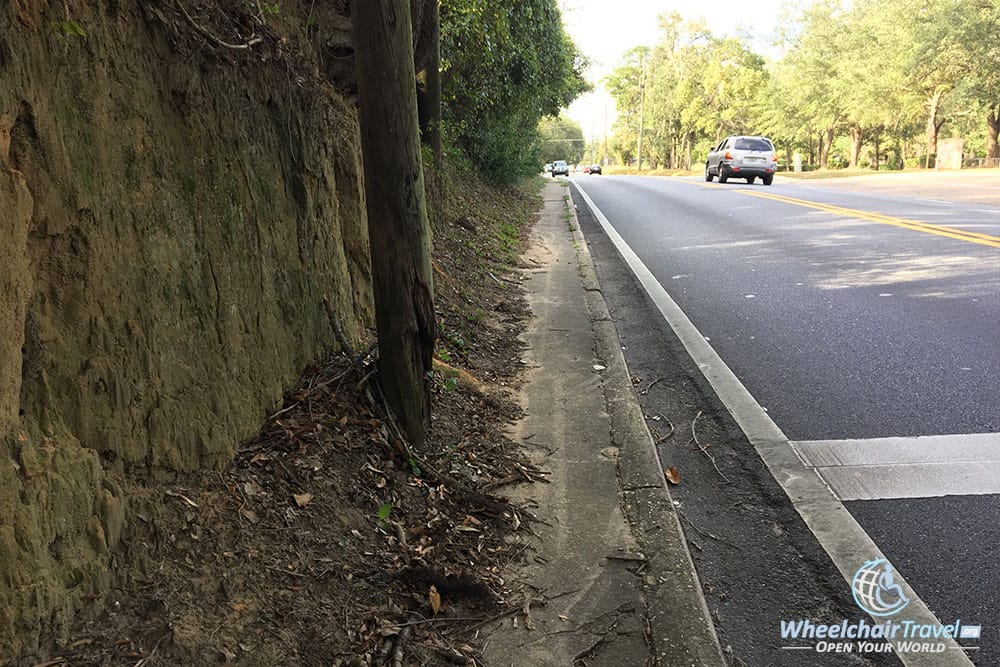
[43,169,545,667]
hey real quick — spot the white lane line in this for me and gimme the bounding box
[571,180,972,667]
[791,433,1000,501]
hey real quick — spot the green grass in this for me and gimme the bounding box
[776,168,909,180]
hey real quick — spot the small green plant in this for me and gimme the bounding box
[442,376,459,392]
[437,348,452,363]
[444,329,466,351]
[375,502,392,530]
[466,307,486,324]
[51,20,86,38]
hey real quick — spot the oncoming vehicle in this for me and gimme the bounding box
[551,160,569,177]
[589,163,602,175]
[705,135,777,185]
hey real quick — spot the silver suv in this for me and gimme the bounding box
[705,136,777,185]
[551,160,569,177]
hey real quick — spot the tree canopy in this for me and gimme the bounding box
[605,0,1000,170]
[440,0,589,181]
[537,115,585,164]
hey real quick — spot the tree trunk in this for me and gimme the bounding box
[987,105,1000,159]
[925,89,943,168]
[822,127,834,167]
[873,133,880,170]
[352,0,436,448]
[849,125,862,168]
[418,0,441,167]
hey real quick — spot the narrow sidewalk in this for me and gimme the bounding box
[481,180,724,666]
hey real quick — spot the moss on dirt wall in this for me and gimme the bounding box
[0,1,371,656]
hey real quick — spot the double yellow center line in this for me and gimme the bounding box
[738,189,1000,249]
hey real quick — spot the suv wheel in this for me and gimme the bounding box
[718,165,729,184]
[705,163,715,182]
[763,174,774,186]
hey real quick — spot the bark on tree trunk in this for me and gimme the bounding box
[822,127,834,167]
[352,0,436,448]
[425,0,441,167]
[849,125,862,168]
[416,0,441,167]
[987,105,1000,159]
[873,133,880,171]
[925,89,943,168]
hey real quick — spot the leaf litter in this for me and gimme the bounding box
[55,171,547,666]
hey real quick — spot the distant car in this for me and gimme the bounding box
[705,135,777,185]
[551,160,569,177]
[583,165,591,174]
[589,164,602,175]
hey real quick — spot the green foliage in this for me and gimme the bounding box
[51,20,86,37]
[607,1,1000,169]
[537,115,585,164]
[607,20,768,169]
[441,0,590,182]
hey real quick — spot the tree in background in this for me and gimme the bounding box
[537,115,585,164]
[440,0,589,181]
[605,46,646,167]
[607,19,767,170]
[607,1,999,171]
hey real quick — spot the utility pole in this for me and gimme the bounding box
[603,97,608,166]
[636,52,646,172]
[352,0,435,448]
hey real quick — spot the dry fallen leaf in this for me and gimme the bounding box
[665,466,681,485]
[293,493,313,507]
[428,585,441,615]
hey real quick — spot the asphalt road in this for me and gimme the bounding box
[574,175,999,440]
[570,173,1000,665]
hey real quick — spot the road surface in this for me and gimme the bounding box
[570,172,1000,665]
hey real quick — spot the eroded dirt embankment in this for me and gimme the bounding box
[0,1,370,656]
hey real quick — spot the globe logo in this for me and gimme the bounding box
[852,558,910,617]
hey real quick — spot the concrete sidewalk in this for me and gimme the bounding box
[481,181,724,666]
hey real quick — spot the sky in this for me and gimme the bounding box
[558,0,795,141]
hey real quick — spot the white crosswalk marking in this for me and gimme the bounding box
[791,434,1000,500]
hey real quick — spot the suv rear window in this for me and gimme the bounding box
[734,138,772,151]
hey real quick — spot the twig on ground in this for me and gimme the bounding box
[654,413,675,444]
[605,554,648,563]
[391,624,411,667]
[174,0,263,50]
[690,411,730,483]
[389,615,488,629]
[640,377,664,395]
[429,645,472,665]
[677,510,742,551]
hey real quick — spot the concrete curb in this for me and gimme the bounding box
[562,184,727,666]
